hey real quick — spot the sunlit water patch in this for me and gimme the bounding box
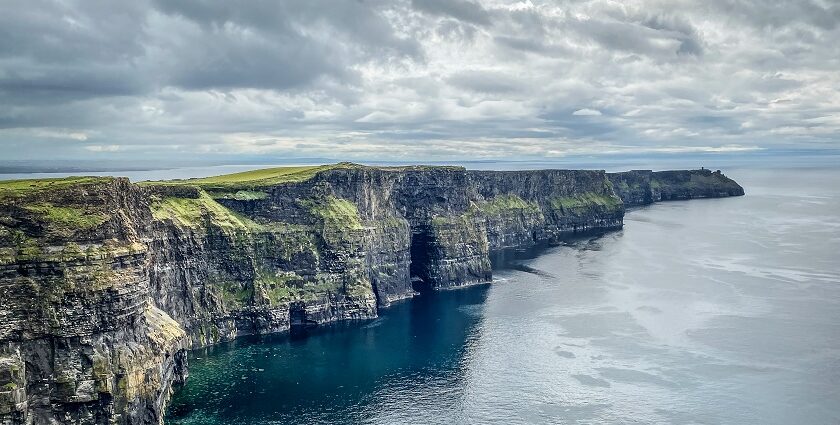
[166,168,840,425]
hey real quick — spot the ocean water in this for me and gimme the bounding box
[164,166,840,424]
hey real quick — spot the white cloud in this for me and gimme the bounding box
[33,130,89,141]
[0,0,838,161]
[85,145,121,152]
[572,108,603,116]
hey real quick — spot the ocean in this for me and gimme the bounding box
[161,165,840,424]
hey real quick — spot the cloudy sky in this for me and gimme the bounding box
[1,0,838,163]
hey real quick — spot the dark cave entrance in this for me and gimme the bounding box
[409,225,434,293]
[289,301,307,328]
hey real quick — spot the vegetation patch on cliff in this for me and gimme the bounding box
[217,280,253,308]
[250,226,321,267]
[300,196,363,230]
[23,203,108,230]
[476,195,541,215]
[150,192,249,231]
[220,190,269,201]
[430,212,489,252]
[256,269,305,304]
[256,268,359,304]
[550,193,622,211]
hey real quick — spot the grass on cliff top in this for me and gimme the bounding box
[140,162,466,196]
[0,176,113,199]
[143,163,359,191]
[177,165,332,185]
[651,170,738,191]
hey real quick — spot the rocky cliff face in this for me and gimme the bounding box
[0,164,741,424]
[608,169,744,207]
[0,178,187,425]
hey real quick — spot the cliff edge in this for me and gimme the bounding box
[0,164,742,424]
[608,168,744,207]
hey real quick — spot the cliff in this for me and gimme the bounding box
[0,178,187,425]
[608,168,744,207]
[0,164,741,424]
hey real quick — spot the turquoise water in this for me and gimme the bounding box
[165,167,840,424]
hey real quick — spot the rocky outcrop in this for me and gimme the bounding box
[0,164,742,424]
[608,168,744,207]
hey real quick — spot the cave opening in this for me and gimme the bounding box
[289,301,307,329]
[408,225,434,293]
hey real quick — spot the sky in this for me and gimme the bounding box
[1,0,838,164]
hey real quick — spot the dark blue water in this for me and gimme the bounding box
[165,167,840,424]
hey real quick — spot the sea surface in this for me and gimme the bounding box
[159,166,840,424]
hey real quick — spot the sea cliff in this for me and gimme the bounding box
[608,168,744,207]
[0,164,741,424]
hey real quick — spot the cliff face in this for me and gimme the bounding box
[0,164,740,424]
[608,169,744,207]
[0,178,187,425]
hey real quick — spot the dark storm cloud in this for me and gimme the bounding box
[0,0,154,107]
[154,0,422,91]
[0,67,148,101]
[0,0,149,63]
[0,0,421,100]
[0,0,837,161]
[163,29,352,91]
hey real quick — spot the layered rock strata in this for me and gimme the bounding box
[0,164,742,424]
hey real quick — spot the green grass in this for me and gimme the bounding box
[649,171,739,193]
[142,164,361,193]
[256,269,304,305]
[187,166,327,184]
[686,172,736,189]
[256,268,357,304]
[141,164,364,200]
[140,163,466,198]
[550,192,623,211]
[23,203,108,230]
[150,192,250,230]
[217,281,253,308]
[0,176,113,199]
[220,190,269,201]
[477,194,541,215]
[301,196,363,230]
